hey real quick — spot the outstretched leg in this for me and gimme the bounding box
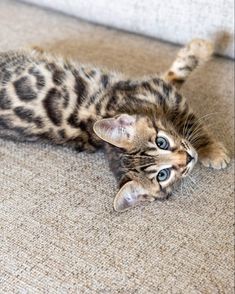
[169,102,230,169]
[162,39,214,89]
[183,113,230,169]
[162,39,230,169]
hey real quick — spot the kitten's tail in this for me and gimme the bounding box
[162,39,214,89]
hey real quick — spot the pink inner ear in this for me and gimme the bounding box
[117,114,136,127]
[98,119,116,132]
[98,114,135,132]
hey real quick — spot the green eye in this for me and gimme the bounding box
[156,136,169,150]
[157,168,171,182]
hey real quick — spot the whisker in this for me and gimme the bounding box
[183,111,191,137]
[184,179,195,195]
[184,112,217,141]
[187,174,197,185]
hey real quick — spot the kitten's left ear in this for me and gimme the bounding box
[93,114,136,149]
[113,181,154,212]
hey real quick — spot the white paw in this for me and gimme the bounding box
[200,144,230,170]
[188,39,214,61]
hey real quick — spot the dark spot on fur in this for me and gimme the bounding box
[175,93,182,105]
[86,93,97,107]
[28,67,46,89]
[61,86,70,108]
[0,70,12,85]
[114,80,137,92]
[89,70,96,77]
[15,66,25,75]
[168,71,174,76]
[46,63,66,86]
[41,128,54,140]
[162,81,171,97]
[0,116,11,128]
[14,76,37,101]
[142,81,153,92]
[77,121,86,131]
[71,137,86,152]
[95,102,101,114]
[34,117,44,128]
[106,95,118,111]
[0,126,35,142]
[74,75,87,106]
[156,91,164,105]
[179,66,193,72]
[173,78,185,85]
[188,55,199,68]
[63,62,70,71]
[43,88,62,126]
[152,78,161,86]
[53,69,66,85]
[75,119,100,149]
[0,88,12,109]
[67,111,79,128]
[14,106,35,123]
[58,129,67,139]
[101,74,109,88]
[46,62,57,72]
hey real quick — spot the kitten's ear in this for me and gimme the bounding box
[113,181,154,212]
[93,114,136,149]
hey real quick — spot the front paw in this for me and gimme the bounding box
[199,143,230,169]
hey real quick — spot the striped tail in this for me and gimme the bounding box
[163,39,214,88]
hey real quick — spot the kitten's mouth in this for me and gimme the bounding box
[183,149,198,177]
[186,152,194,164]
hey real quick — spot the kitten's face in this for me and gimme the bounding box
[94,113,198,211]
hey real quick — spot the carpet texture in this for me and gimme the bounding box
[0,1,234,293]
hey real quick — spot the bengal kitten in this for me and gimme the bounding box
[0,39,230,211]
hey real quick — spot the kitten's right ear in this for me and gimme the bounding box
[113,181,154,212]
[93,114,137,149]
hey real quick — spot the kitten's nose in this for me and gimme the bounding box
[186,152,194,164]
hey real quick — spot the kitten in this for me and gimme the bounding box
[0,39,230,211]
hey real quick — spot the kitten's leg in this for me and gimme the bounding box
[162,39,214,89]
[197,140,230,169]
[164,40,230,168]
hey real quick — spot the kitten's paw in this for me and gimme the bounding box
[199,143,230,169]
[187,39,214,62]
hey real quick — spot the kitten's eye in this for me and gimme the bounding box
[156,137,169,150]
[157,168,171,182]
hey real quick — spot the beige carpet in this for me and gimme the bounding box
[0,0,234,293]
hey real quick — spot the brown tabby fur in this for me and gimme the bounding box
[0,39,230,211]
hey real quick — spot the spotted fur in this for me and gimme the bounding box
[0,39,230,211]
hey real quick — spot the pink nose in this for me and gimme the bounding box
[173,150,190,167]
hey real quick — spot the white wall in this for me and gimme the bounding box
[21,0,234,58]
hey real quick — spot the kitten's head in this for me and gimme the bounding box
[93,113,198,212]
